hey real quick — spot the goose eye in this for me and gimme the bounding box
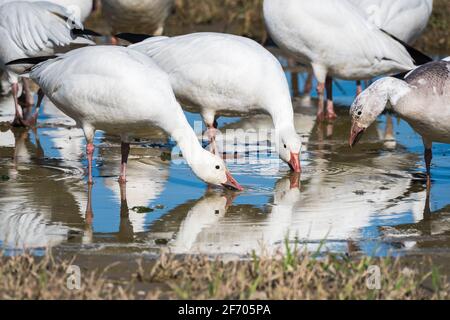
[284,144,287,149]
[357,111,362,116]
[215,165,220,170]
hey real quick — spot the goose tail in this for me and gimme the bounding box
[115,33,153,44]
[72,28,103,37]
[6,56,58,74]
[381,29,433,66]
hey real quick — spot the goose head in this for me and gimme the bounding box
[278,126,302,173]
[190,149,243,191]
[349,78,393,147]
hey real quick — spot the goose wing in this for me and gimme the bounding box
[0,1,83,57]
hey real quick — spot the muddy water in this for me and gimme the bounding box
[1,66,450,260]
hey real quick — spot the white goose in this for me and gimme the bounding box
[349,0,433,94]
[0,0,93,22]
[102,0,174,42]
[349,0,433,44]
[263,0,418,121]
[119,32,302,173]
[350,59,450,188]
[52,0,94,22]
[0,0,94,126]
[8,45,243,190]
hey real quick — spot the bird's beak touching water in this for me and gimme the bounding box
[288,152,301,173]
[349,122,365,148]
[222,171,244,192]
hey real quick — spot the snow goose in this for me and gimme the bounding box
[0,0,94,22]
[117,32,303,173]
[263,0,420,121]
[349,0,433,45]
[349,0,434,94]
[0,0,96,126]
[102,0,174,43]
[8,46,243,190]
[51,0,94,23]
[350,60,450,188]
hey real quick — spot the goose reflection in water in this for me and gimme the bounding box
[381,188,450,253]
[0,125,86,251]
[150,107,429,256]
[98,139,171,234]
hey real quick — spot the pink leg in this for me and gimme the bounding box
[316,82,325,121]
[111,36,119,45]
[11,83,24,127]
[206,118,219,155]
[30,89,44,124]
[22,79,34,107]
[21,89,43,127]
[304,72,313,96]
[326,76,337,120]
[85,183,94,225]
[356,80,363,96]
[119,142,130,184]
[86,143,95,185]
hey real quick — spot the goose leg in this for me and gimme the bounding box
[85,183,94,225]
[118,182,134,242]
[119,142,130,184]
[22,79,34,108]
[11,83,25,127]
[423,186,431,220]
[384,115,396,149]
[207,124,219,154]
[313,65,328,122]
[21,89,44,127]
[203,113,218,154]
[86,143,95,185]
[425,147,433,190]
[325,76,337,120]
[291,71,299,97]
[316,82,325,121]
[303,72,313,96]
[18,80,33,121]
[356,80,363,96]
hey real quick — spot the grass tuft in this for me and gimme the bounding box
[0,250,449,300]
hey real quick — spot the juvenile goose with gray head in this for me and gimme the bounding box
[349,59,450,187]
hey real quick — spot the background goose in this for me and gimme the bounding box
[349,0,433,45]
[102,0,174,43]
[10,46,243,190]
[350,60,450,189]
[349,0,434,94]
[0,0,93,126]
[0,0,94,22]
[120,32,302,173]
[51,0,94,22]
[263,0,418,121]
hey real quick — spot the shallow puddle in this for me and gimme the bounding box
[1,65,450,260]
